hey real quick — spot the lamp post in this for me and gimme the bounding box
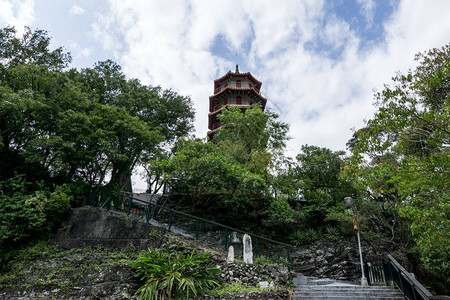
[344,197,369,286]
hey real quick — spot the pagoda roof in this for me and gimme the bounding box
[209,87,267,112]
[210,86,267,100]
[214,70,262,91]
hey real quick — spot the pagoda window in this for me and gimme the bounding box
[236,80,241,88]
[236,96,242,105]
[242,98,249,106]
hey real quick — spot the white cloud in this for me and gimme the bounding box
[0,0,34,33]
[80,47,92,57]
[91,0,450,159]
[69,4,85,16]
[67,40,93,62]
[356,0,376,26]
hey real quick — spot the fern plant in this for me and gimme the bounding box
[325,226,341,241]
[131,247,221,300]
[289,228,320,246]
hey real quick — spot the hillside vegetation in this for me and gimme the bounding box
[0,26,448,294]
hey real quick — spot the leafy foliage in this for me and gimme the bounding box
[0,26,71,69]
[0,26,194,192]
[0,176,72,249]
[213,105,289,175]
[344,44,450,282]
[324,226,341,241]
[131,247,221,300]
[289,228,321,246]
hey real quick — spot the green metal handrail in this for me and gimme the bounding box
[88,188,293,270]
[367,255,450,300]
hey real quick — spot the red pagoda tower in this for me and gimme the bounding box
[208,65,267,139]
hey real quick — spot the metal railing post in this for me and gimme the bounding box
[146,204,152,223]
[286,247,291,272]
[127,196,132,216]
[385,262,393,285]
[99,192,112,210]
[195,219,199,240]
[107,193,112,211]
[412,283,418,300]
[88,188,96,206]
[367,263,373,285]
[397,270,404,294]
[91,189,294,268]
[224,228,228,251]
[168,210,173,231]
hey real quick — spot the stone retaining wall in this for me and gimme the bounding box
[55,207,164,250]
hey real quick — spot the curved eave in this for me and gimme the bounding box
[207,128,219,140]
[213,71,262,91]
[208,103,266,129]
[209,88,267,112]
[211,86,267,101]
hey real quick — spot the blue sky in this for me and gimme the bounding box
[1,0,449,191]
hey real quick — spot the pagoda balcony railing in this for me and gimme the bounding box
[213,99,228,111]
[209,122,222,131]
[214,85,260,95]
[212,102,253,113]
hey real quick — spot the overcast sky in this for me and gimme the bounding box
[1,0,449,191]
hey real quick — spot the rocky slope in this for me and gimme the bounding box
[291,236,411,282]
[0,208,290,299]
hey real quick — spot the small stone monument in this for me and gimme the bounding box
[226,245,234,264]
[243,234,253,264]
[230,231,241,258]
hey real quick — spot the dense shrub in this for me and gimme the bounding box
[289,228,321,246]
[131,247,221,300]
[0,176,72,249]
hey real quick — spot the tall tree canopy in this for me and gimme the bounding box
[344,44,450,281]
[156,107,289,229]
[0,26,194,193]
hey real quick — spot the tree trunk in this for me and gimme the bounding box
[109,161,133,192]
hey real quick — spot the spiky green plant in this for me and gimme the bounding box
[325,226,341,241]
[131,247,221,300]
[289,228,320,246]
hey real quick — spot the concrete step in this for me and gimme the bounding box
[292,289,403,299]
[294,286,401,291]
[291,295,405,300]
[292,275,404,300]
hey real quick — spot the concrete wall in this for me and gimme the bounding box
[56,207,163,250]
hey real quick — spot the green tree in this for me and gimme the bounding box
[132,247,220,300]
[161,139,268,214]
[159,107,290,230]
[0,27,195,192]
[0,26,71,69]
[283,145,357,228]
[345,44,450,282]
[212,106,289,176]
[0,26,74,184]
[0,176,71,249]
[76,60,195,191]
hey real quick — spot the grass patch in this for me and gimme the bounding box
[204,282,262,295]
[0,239,140,297]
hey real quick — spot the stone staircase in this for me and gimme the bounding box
[291,274,404,300]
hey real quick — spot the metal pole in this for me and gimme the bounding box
[357,229,369,286]
[146,204,151,223]
[286,247,291,272]
[195,219,199,240]
[224,228,228,251]
[127,196,132,216]
[168,210,173,231]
